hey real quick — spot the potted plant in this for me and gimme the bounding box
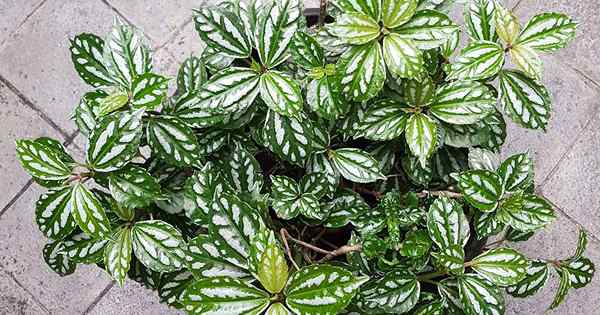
[15,0,594,313]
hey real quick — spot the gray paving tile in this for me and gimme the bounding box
[88,280,181,315]
[513,0,600,83]
[0,271,49,315]
[0,0,115,134]
[163,21,207,66]
[0,0,45,46]
[0,80,65,209]
[542,111,600,238]
[500,55,600,184]
[0,184,112,314]
[506,214,600,315]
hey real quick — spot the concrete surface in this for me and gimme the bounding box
[0,0,598,314]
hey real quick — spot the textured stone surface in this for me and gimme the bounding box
[0,271,48,315]
[0,0,44,45]
[88,281,182,315]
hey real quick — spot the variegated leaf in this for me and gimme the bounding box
[96,88,129,116]
[497,193,555,232]
[549,267,571,310]
[70,33,113,87]
[62,231,108,263]
[358,271,420,313]
[571,229,588,262]
[184,163,229,225]
[561,257,595,289]
[471,248,529,286]
[441,28,460,58]
[193,7,252,58]
[103,20,151,89]
[404,77,435,106]
[405,113,437,166]
[177,56,207,93]
[394,10,458,50]
[458,274,505,315]
[16,139,73,181]
[146,115,200,167]
[382,33,424,78]
[447,40,504,81]
[456,170,504,211]
[263,111,314,166]
[290,31,326,69]
[300,172,330,199]
[131,220,187,273]
[43,239,76,276]
[497,153,533,192]
[427,196,470,249]
[260,71,303,118]
[158,270,195,308]
[357,99,408,140]
[70,183,111,239]
[256,0,300,68]
[104,227,133,286]
[507,260,549,298]
[516,12,577,52]
[86,109,144,172]
[109,165,163,209]
[382,0,418,29]
[223,143,264,194]
[433,244,465,275]
[331,12,380,45]
[248,229,277,277]
[468,147,500,171]
[266,303,292,315]
[329,148,385,183]
[35,187,76,240]
[430,81,496,125]
[173,92,228,128]
[499,69,551,130]
[337,41,386,101]
[285,265,369,315]
[271,175,301,219]
[71,90,107,136]
[131,73,169,110]
[464,0,498,41]
[336,0,382,20]
[474,211,505,239]
[307,74,348,120]
[326,189,370,228]
[510,43,543,79]
[257,234,288,293]
[181,277,270,315]
[480,108,507,151]
[185,235,250,279]
[237,0,264,41]
[494,2,521,45]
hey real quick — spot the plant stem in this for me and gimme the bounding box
[280,228,300,270]
[354,185,383,200]
[318,244,362,263]
[318,0,328,27]
[416,190,463,198]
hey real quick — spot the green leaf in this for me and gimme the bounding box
[325,189,370,228]
[184,163,229,225]
[35,187,77,240]
[158,270,194,308]
[494,3,521,45]
[510,43,543,79]
[300,172,330,200]
[497,153,533,192]
[223,143,264,194]
[336,0,382,20]
[186,235,250,278]
[402,151,433,185]
[357,99,409,140]
[104,227,133,287]
[257,236,288,293]
[427,197,470,249]
[499,69,551,130]
[433,244,465,275]
[561,257,595,289]
[174,92,228,128]
[16,139,73,181]
[480,108,507,151]
[146,115,200,167]
[71,90,106,136]
[571,228,588,261]
[103,21,151,89]
[447,40,504,81]
[516,12,577,52]
[182,277,270,314]
[497,193,555,232]
[131,73,169,110]
[358,270,420,313]
[549,267,571,310]
[256,0,300,68]
[62,231,108,263]
[97,88,129,116]
[177,56,206,93]
[430,81,496,125]
[440,28,460,58]
[290,31,326,69]
[70,183,111,239]
[394,10,458,50]
[329,148,385,183]
[43,239,76,276]
[474,211,505,239]
[464,0,498,42]
[458,274,505,315]
[331,12,380,45]
[271,175,301,219]
[338,42,386,101]
[307,74,348,120]
[69,33,113,87]
[405,113,437,165]
[131,220,187,273]
[86,109,144,172]
[400,229,432,257]
[505,228,534,242]
[468,147,500,171]
[193,7,252,58]
[382,33,424,78]
[260,71,303,118]
[285,265,369,315]
[404,77,435,106]
[470,248,528,286]
[382,0,418,29]
[266,303,292,315]
[263,111,314,166]
[109,165,163,209]
[456,170,504,211]
[507,260,549,298]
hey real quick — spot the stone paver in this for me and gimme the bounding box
[0,271,48,314]
[88,281,181,315]
[0,0,44,46]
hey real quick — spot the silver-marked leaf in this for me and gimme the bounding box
[186,235,250,279]
[131,73,169,110]
[86,109,144,172]
[405,113,437,166]
[290,31,325,69]
[70,183,111,239]
[516,12,577,52]
[193,7,252,58]
[464,0,497,42]
[404,77,435,107]
[480,108,507,151]
[16,139,73,181]
[266,303,292,315]
[158,270,195,308]
[441,28,460,58]
[571,229,588,262]
[331,12,380,45]
[443,122,488,149]
[271,175,301,219]
[325,189,370,228]
[35,187,76,240]
[177,56,207,93]
[336,0,382,20]
[223,143,264,194]
[181,277,270,315]
[433,245,465,275]
[499,69,551,130]
[383,33,424,78]
[494,2,521,45]
[357,99,408,140]
[71,90,107,136]
[468,147,500,171]
[97,88,129,116]
[474,211,505,239]
[507,260,549,298]
[104,227,133,287]
[146,115,200,167]
[471,248,529,286]
[103,21,151,89]
[202,46,235,72]
[256,0,300,68]
[498,153,533,192]
[505,228,534,242]
[131,220,187,273]
[300,172,330,199]
[447,40,504,81]
[456,170,503,211]
[260,71,303,118]
[257,235,288,294]
[248,229,277,277]
[382,0,418,28]
[174,92,228,128]
[70,33,113,87]
[196,128,229,155]
[307,74,348,120]
[395,10,458,50]
[285,265,369,315]
[427,196,470,249]
[497,194,555,232]
[561,257,595,289]
[338,41,386,101]
[510,43,543,79]
[458,274,505,315]
[430,81,496,125]
[358,270,420,313]
[237,0,264,42]
[109,165,163,209]
[263,111,314,166]
[549,267,571,310]
[308,153,340,197]
[330,148,385,183]
[437,278,462,311]
[62,231,108,263]
[184,163,229,225]
[43,239,76,276]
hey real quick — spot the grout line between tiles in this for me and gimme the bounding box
[3,270,51,314]
[542,193,600,245]
[82,281,115,315]
[99,0,160,47]
[0,0,49,51]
